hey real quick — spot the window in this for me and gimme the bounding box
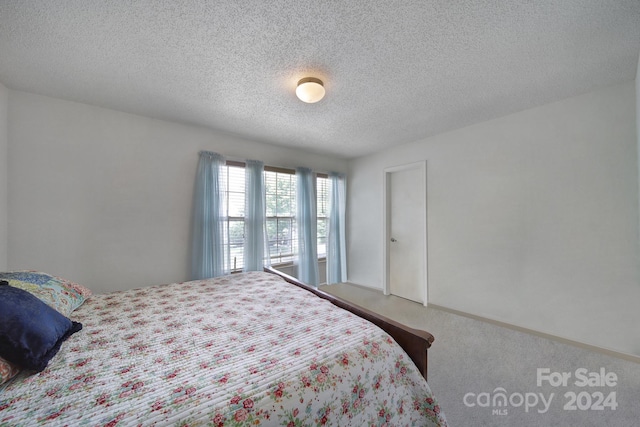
[220,162,328,272]
[316,175,328,258]
[220,164,245,271]
[265,169,297,265]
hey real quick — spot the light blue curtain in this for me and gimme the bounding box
[243,160,270,271]
[191,151,228,280]
[327,172,347,284]
[295,167,319,286]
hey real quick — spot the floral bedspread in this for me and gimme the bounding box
[0,272,446,426]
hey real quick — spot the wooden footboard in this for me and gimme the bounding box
[264,267,434,381]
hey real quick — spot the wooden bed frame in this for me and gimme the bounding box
[264,267,434,380]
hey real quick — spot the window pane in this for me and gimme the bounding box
[317,176,328,218]
[317,217,327,235]
[317,236,326,258]
[227,166,245,192]
[276,174,295,216]
[277,218,294,256]
[227,166,245,217]
[317,218,327,257]
[266,218,278,243]
[316,175,329,257]
[265,171,277,217]
[229,219,244,270]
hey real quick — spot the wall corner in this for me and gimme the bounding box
[0,82,8,270]
[636,51,640,276]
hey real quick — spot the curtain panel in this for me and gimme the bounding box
[327,172,347,284]
[295,167,319,287]
[191,151,228,280]
[243,160,270,271]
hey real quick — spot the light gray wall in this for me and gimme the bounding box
[0,82,7,270]
[637,52,640,251]
[347,81,640,357]
[7,90,347,293]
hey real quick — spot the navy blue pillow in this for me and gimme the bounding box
[0,285,82,372]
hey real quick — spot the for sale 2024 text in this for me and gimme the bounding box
[537,368,618,411]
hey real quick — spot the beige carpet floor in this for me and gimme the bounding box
[319,282,640,427]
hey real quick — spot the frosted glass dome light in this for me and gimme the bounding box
[296,77,325,103]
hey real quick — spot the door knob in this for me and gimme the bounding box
[390,238,397,242]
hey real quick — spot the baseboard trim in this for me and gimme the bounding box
[428,303,640,365]
[322,281,383,292]
[326,283,640,364]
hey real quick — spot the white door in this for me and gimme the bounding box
[387,163,426,304]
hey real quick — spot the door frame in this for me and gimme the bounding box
[382,160,428,306]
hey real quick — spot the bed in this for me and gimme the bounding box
[0,269,446,426]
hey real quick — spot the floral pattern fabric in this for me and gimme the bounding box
[0,357,20,386]
[0,272,446,426]
[0,271,92,317]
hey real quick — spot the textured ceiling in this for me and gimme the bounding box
[1,1,639,159]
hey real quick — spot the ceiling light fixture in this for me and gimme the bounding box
[296,77,325,103]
